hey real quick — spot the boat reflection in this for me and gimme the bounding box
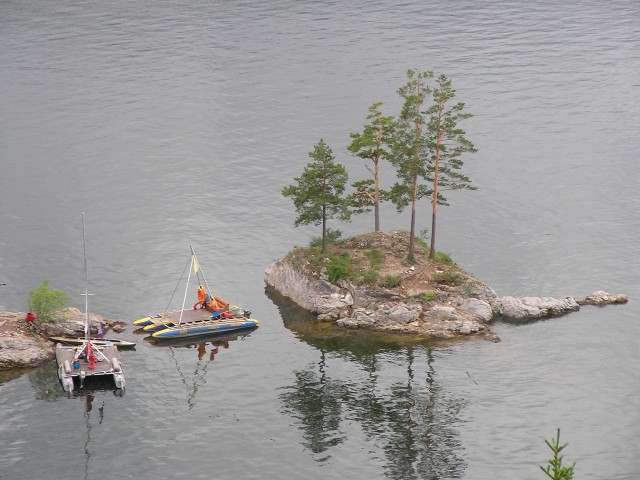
[28,361,125,400]
[143,327,258,410]
[266,286,468,478]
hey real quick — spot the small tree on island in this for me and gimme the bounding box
[388,69,434,263]
[426,74,477,259]
[347,102,396,232]
[282,139,351,254]
[28,278,72,323]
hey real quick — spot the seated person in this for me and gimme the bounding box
[206,295,230,314]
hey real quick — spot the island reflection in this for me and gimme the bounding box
[267,287,468,479]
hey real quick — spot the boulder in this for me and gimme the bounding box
[491,296,580,319]
[0,337,54,369]
[579,291,628,306]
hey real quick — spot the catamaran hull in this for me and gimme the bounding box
[132,315,159,327]
[140,306,252,332]
[152,318,259,339]
[55,343,126,392]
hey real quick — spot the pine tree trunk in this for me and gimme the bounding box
[321,206,327,254]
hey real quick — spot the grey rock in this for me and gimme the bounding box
[265,258,352,314]
[491,296,579,319]
[452,297,493,323]
[579,291,628,306]
[387,304,422,324]
[0,337,54,369]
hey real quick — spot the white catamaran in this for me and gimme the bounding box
[55,213,125,393]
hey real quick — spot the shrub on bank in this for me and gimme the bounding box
[28,278,71,323]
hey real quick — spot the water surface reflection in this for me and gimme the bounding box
[269,288,468,479]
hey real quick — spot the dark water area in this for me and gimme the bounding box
[1,1,639,478]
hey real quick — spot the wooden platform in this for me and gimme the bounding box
[55,342,125,391]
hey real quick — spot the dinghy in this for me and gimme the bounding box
[50,336,136,349]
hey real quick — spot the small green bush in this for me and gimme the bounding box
[379,274,402,288]
[422,291,438,302]
[28,278,72,323]
[360,268,380,286]
[432,271,464,286]
[326,252,351,283]
[434,251,456,266]
[309,228,342,248]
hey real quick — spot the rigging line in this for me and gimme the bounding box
[178,254,194,325]
[191,246,214,298]
[164,253,192,314]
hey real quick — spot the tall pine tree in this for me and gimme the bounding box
[347,102,396,232]
[426,74,477,259]
[282,139,350,253]
[388,69,434,262]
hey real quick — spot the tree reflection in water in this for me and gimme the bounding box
[269,287,467,479]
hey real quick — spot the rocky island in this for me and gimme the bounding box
[265,231,627,342]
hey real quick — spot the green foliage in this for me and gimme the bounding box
[359,268,380,286]
[422,291,438,302]
[348,102,396,231]
[365,248,385,267]
[282,139,351,253]
[379,274,402,288]
[426,73,477,259]
[434,251,456,266]
[432,271,464,286]
[310,229,342,248]
[388,69,434,262]
[326,253,352,283]
[28,278,72,323]
[540,429,576,480]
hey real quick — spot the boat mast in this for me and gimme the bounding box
[178,249,194,325]
[191,246,213,297]
[82,212,90,341]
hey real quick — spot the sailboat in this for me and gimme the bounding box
[55,214,125,393]
[133,247,259,340]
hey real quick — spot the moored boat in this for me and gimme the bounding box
[151,316,259,339]
[55,214,126,393]
[135,246,259,339]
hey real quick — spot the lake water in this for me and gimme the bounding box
[1,1,639,479]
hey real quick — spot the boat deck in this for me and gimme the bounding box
[157,308,213,324]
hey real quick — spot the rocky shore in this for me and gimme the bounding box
[264,231,627,342]
[0,308,125,370]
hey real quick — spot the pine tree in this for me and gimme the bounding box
[347,102,395,232]
[426,74,477,259]
[388,69,434,262]
[282,139,350,253]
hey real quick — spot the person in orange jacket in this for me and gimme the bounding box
[194,285,206,309]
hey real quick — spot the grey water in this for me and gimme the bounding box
[1,1,639,478]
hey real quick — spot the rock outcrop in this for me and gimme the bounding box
[0,309,126,370]
[265,252,628,342]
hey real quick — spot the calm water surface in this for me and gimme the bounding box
[1,1,639,479]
